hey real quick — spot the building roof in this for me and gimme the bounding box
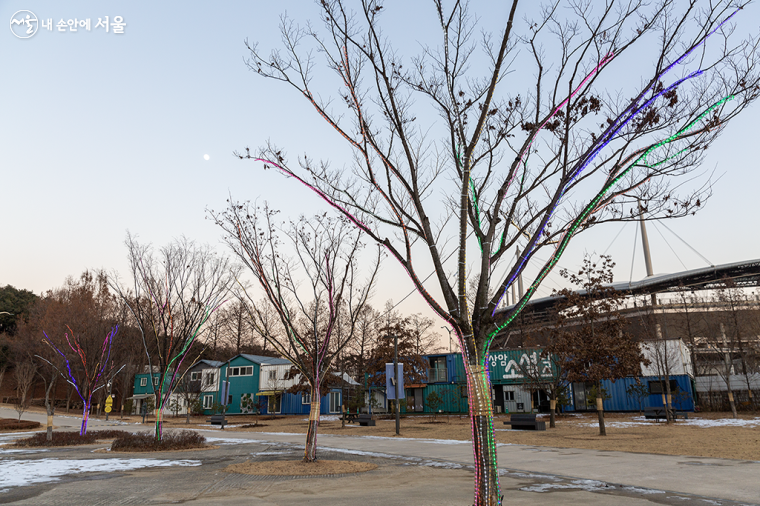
[196,359,223,368]
[224,354,292,366]
[495,258,760,323]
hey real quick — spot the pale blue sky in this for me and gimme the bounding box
[2,1,758,319]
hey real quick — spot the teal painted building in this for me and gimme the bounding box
[131,370,173,414]
[204,354,292,415]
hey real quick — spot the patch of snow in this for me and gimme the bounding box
[405,460,465,470]
[520,479,613,493]
[622,486,665,494]
[499,469,559,480]
[0,448,49,455]
[0,458,200,489]
[253,450,294,456]
[301,415,340,422]
[0,431,43,444]
[683,417,760,428]
[204,437,264,445]
[578,416,760,429]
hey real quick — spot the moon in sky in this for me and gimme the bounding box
[203,154,210,161]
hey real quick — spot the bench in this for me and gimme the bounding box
[503,413,546,431]
[207,414,227,429]
[357,414,376,426]
[644,408,688,421]
[341,412,360,424]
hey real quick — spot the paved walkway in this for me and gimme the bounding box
[190,428,760,504]
[2,407,758,505]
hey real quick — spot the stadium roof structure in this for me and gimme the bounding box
[496,258,760,322]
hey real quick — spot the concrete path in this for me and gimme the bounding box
[0,407,143,432]
[190,428,760,504]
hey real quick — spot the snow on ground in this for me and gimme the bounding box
[301,415,341,422]
[577,416,760,429]
[0,458,200,492]
[520,479,614,493]
[204,437,266,445]
[682,417,760,428]
[622,486,666,494]
[0,448,49,454]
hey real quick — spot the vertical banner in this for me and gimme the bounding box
[220,380,230,406]
[385,363,404,399]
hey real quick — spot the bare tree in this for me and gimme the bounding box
[715,279,759,411]
[19,272,122,435]
[550,255,646,435]
[110,234,238,439]
[213,205,379,462]
[408,313,443,356]
[38,325,118,435]
[13,360,36,421]
[240,2,760,502]
[639,309,682,423]
[517,345,566,429]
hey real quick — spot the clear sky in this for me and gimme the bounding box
[2,1,759,322]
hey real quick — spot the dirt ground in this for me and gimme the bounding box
[225,459,377,476]
[8,406,760,461]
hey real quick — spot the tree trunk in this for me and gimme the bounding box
[664,378,673,424]
[304,386,320,462]
[596,383,606,436]
[466,364,501,506]
[80,401,90,435]
[45,378,56,442]
[549,398,556,429]
[155,392,164,440]
[727,390,738,419]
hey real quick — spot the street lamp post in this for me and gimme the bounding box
[393,333,400,436]
[441,326,453,353]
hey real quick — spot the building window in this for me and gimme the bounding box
[228,366,254,377]
[648,380,679,395]
[504,390,515,401]
[204,372,215,386]
[268,370,277,380]
[329,391,340,413]
[268,394,282,414]
[140,377,147,387]
[153,377,159,386]
[302,392,311,404]
[190,371,202,381]
[203,395,213,409]
[460,385,468,398]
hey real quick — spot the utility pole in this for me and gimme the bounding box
[393,333,400,436]
[516,247,524,299]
